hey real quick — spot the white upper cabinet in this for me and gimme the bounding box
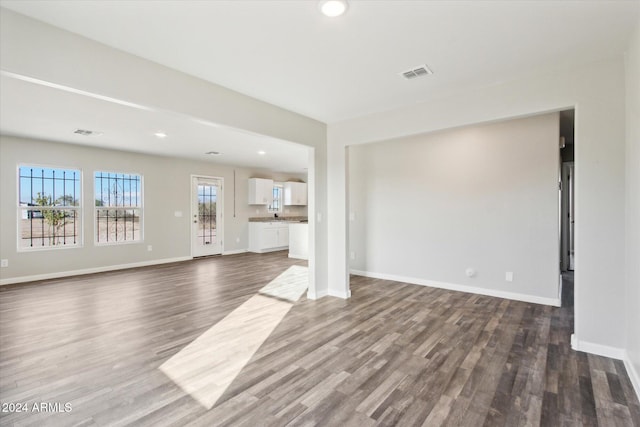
[284,182,307,206]
[248,178,274,205]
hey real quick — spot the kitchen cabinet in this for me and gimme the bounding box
[284,182,307,206]
[249,222,289,253]
[288,223,308,260]
[248,178,274,205]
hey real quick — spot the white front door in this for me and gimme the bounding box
[192,176,223,257]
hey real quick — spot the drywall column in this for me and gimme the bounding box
[625,15,640,395]
[326,135,350,298]
[307,146,330,300]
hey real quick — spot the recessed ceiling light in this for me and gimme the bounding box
[319,0,348,17]
[205,151,222,155]
[258,150,266,155]
[154,131,167,138]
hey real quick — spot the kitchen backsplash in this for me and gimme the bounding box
[250,204,308,218]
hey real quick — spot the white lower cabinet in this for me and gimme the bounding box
[249,222,289,253]
[288,223,308,260]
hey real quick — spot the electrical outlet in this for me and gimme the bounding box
[350,251,356,260]
[465,268,476,278]
[147,245,153,252]
[236,237,240,243]
[506,272,514,282]
[0,259,8,268]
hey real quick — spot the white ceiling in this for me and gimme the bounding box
[1,0,637,124]
[0,73,310,173]
[0,1,637,172]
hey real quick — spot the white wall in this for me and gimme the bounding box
[349,113,560,304]
[0,135,307,283]
[625,13,640,395]
[0,9,327,295]
[329,57,626,354]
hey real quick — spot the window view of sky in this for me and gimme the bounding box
[94,172,142,207]
[19,166,81,206]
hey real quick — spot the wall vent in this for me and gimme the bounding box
[74,129,102,136]
[400,64,433,80]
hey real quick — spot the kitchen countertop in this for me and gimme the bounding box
[249,216,308,223]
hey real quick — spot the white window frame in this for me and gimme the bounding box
[17,164,83,252]
[94,170,144,246]
[268,182,284,213]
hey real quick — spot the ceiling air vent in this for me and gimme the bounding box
[74,129,102,136]
[400,64,433,80]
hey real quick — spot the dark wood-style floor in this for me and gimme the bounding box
[1,252,638,426]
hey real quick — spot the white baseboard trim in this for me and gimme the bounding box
[0,256,192,286]
[222,249,248,255]
[288,253,308,260]
[623,352,640,402]
[328,288,351,299]
[350,269,560,307]
[307,288,328,300]
[247,246,288,254]
[571,337,640,401]
[570,334,626,360]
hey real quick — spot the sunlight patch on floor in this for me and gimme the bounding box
[159,265,308,409]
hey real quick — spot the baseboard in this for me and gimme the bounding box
[288,253,308,260]
[328,288,351,299]
[623,352,640,401]
[570,334,626,360]
[247,246,288,254]
[222,249,248,255]
[0,256,192,286]
[350,269,560,307]
[307,288,328,300]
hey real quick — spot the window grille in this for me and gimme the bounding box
[197,184,217,245]
[95,172,143,244]
[18,166,81,250]
[268,184,283,213]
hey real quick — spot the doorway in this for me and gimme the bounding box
[191,176,223,257]
[559,109,575,312]
[560,110,575,273]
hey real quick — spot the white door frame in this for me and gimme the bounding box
[191,175,224,258]
[561,162,574,272]
[306,146,317,298]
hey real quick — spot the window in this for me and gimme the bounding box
[95,172,143,244]
[268,183,283,213]
[18,166,81,250]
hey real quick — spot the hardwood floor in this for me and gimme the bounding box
[1,252,638,426]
